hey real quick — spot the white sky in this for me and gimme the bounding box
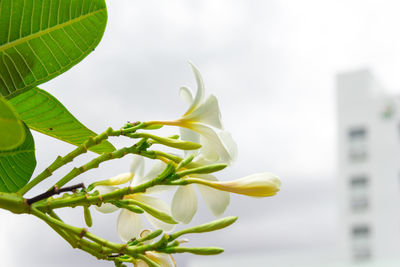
[2,0,400,266]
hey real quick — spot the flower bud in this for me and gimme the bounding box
[187,173,281,197]
[129,132,201,150]
[91,173,133,188]
[83,206,93,227]
[123,198,178,224]
[162,246,224,255]
[176,163,227,177]
[169,216,237,240]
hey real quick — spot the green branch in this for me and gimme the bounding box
[18,124,147,196]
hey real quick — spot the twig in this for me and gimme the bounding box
[26,183,85,205]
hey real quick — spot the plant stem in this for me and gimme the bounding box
[33,164,175,211]
[53,146,156,189]
[18,124,146,196]
[26,183,85,205]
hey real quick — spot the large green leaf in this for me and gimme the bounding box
[0,0,108,99]
[9,87,115,154]
[0,124,36,192]
[0,97,26,150]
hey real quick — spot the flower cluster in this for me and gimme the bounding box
[91,64,281,266]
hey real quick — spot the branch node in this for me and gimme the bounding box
[97,195,103,206]
[79,228,88,239]
[46,198,52,213]
[45,167,53,175]
[85,193,90,204]
[23,198,31,214]
[119,244,129,254]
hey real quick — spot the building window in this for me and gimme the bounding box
[349,176,369,212]
[350,176,368,187]
[351,225,372,261]
[353,246,371,261]
[352,225,370,238]
[348,127,367,162]
[349,128,367,139]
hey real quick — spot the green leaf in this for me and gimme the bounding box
[0,0,108,99]
[0,124,36,192]
[9,87,115,154]
[0,97,26,150]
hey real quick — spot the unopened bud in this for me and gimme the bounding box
[187,173,281,197]
[83,206,93,227]
[176,163,227,177]
[90,173,133,189]
[169,216,238,240]
[114,200,144,214]
[130,132,201,150]
[162,246,224,255]
[176,154,195,170]
[143,124,163,130]
[123,198,178,224]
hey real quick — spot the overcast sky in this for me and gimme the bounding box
[2,0,400,266]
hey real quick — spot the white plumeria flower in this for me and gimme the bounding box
[177,63,238,165]
[148,63,238,165]
[95,155,175,242]
[171,172,230,224]
[134,230,176,267]
[171,129,231,224]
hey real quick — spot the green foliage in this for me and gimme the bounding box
[0,0,108,99]
[9,87,115,154]
[0,124,36,192]
[0,97,25,150]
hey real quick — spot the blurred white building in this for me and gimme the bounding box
[337,69,400,263]
[188,70,400,267]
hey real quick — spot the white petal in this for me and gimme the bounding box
[179,86,194,105]
[94,186,119,213]
[218,131,238,163]
[190,124,234,165]
[134,161,165,186]
[144,213,175,233]
[135,260,149,267]
[142,161,172,193]
[145,184,173,194]
[180,127,200,144]
[134,195,176,232]
[106,172,134,186]
[180,127,200,157]
[182,95,223,129]
[171,185,198,224]
[196,175,230,216]
[131,155,145,186]
[184,63,205,115]
[134,195,170,213]
[199,134,219,162]
[142,161,167,182]
[146,252,176,267]
[117,209,142,242]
